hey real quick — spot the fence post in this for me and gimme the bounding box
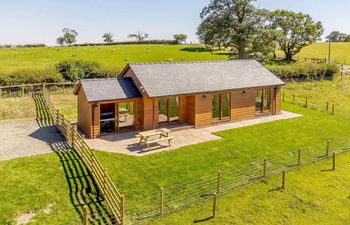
[326,102,329,111]
[332,152,336,171]
[326,140,330,156]
[83,205,89,225]
[217,170,221,195]
[71,125,77,149]
[56,110,60,126]
[212,193,217,218]
[281,170,286,189]
[160,187,164,215]
[21,86,25,97]
[121,195,125,225]
[263,159,267,178]
[305,97,308,107]
[331,104,335,115]
[282,93,285,102]
[0,88,2,98]
[297,148,301,165]
[293,94,295,103]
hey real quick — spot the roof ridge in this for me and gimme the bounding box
[128,59,256,66]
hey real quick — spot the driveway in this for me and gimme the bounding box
[0,119,65,161]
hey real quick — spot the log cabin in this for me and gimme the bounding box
[73,60,285,138]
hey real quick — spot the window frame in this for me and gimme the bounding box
[256,89,271,115]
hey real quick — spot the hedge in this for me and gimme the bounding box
[0,69,63,86]
[73,39,178,47]
[266,62,339,80]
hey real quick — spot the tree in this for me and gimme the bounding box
[326,31,346,42]
[197,0,269,59]
[173,34,188,44]
[62,28,78,46]
[103,32,114,43]
[56,37,65,46]
[268,10,323,61]
[344,35,350,42]
[128,32,149,41]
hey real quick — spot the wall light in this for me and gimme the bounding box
[202,95,207,100]
[241,90,247,95]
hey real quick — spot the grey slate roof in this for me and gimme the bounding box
[124,59,285,98]
[80,77,141,102]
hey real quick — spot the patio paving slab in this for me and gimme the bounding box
[85,111,302,156]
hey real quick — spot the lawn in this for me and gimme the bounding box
[149,150,350,224]
[0,44,228,73]
[0,150,116,224]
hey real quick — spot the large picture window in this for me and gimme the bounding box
[256,89,271,114]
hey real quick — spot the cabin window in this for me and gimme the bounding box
[256,89,271,114]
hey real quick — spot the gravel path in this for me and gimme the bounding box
[0,119,65,161]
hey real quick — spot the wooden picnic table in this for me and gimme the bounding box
[137,128,171,144]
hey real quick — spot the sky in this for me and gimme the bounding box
[0,0,349,45]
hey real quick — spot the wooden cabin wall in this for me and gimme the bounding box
[77,89,93,138]
[230,89,256,121]
[194,94,213,128]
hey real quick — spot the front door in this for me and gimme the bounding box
[212,93,230,122]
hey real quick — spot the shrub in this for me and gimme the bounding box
[0,69,63,86]
[56,60,101,81]
[266,62,339,80]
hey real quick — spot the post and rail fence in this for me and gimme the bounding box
[0,82,77,98]
[42,88,124,224]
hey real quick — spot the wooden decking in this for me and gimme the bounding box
[85,111,302,156]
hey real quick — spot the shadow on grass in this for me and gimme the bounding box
[32,93,117,224]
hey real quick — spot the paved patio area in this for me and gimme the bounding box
[85,111,302,156]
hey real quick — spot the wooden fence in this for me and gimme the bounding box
[42,88,124,224]
[0,82,77,98]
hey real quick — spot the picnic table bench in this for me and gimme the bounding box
[136,128,174,151]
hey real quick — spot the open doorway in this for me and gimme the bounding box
[100,103,115,134]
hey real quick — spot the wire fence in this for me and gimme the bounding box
[0,82,77,98]
[281,92,350,118]
[125,136,350,224]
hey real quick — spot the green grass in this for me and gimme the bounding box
[0,153,81,224]
[149,150,350,224]
[0,44,228,73]
[295,42,350,65]
[0,96,36,120]
[1,42,349,75]
[0,150,116,224]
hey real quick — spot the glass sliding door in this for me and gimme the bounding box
[212,93,230,122]
[158,96,180,124]
[212,95,220,121]
[158,97,168,123]
[169,96,179,122]
[221,93,230,119]
[118,101,135,132]
[256,89,271,114]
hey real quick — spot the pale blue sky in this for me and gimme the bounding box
[0,0,349,45]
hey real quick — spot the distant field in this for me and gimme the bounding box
[0,44,228,73]
[0,42,349,74]
[296,42,350,65]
